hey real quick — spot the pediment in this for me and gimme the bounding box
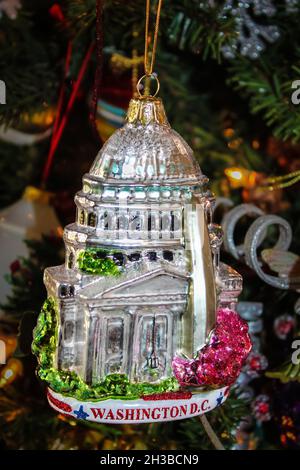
[102,269,189,299]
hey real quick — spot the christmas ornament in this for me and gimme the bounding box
[0,0,21,20]
[0,328,17,364]
[0,358,23,388]
[0,106,55,146]
[237,301,263,350]
[274,315,296,340]
[0,186,62,303]
[32,0,251,424]
[209,0,299,59]
[218,0,280,59]
[244,351,268,378]
[93,47,143,141]
[222,202,300,290]
[95,99,126,142]
[252,394,272,422]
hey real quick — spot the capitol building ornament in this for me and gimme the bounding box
[32,88,252,423]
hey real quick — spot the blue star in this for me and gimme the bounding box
[73,405,89,420]
[216,392,224,407]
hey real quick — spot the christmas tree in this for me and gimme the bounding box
[1,0,300,450]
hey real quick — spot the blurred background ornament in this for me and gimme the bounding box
[244,351,268,379]
[93,52,143,142]
[242,185,289,213]
[252,394,272,422]
[222,203,264,260]
[244,215,296,290]
[224,166,290,213]
[0,0,21,20]
[220,201,300,290]
[218,0,280,59]
[237,301,263,350]
[0,357,23,388]
[0,186,62,303]
[274,314,295,340]
[0,106,55,146]
[295,298,300,315]
[95,98,126,142]
[261,249,300,279]
[0,327,17,362]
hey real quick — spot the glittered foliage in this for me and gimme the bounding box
[78,248,121,276]
[32,297,58,369]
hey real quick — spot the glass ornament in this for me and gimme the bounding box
[33,95,251,423]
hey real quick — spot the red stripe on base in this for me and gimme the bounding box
[47,391,72,413]
[142,391,192,401]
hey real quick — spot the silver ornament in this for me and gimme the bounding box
[43,96,240,388]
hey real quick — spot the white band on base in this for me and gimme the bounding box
[47,386,229,424]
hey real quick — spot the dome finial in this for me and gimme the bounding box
[126,96,169,126]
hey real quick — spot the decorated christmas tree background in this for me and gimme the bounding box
[1,0,300,450]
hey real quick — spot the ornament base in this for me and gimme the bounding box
[47,386,229,423]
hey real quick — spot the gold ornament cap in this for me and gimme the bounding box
[126,96,169,126]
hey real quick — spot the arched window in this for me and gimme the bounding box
[129,212,141,231]
[79,210,85,225]
[102,210,109,230]
[170,213,175,232]
[117,213,128,230]
[63,321,75,345]
[88,212,96,227]
[161,213,171,231]
[68,251,74,269]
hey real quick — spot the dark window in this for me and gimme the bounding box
[88,212,96,227]
[147,251,157,261]
[163,250,174,262]
[68,251,74,269]
[171,213,175,232]
[128,252,141,262]
[95,251,107,259]
[104,211,109,230]
[60,285,68,297]
[60,284,74,297]
[112,253,125,266]
[79,210,85,225]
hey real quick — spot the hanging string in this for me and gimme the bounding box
[144,0,163,76]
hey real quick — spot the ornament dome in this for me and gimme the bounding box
[89,96,203,185]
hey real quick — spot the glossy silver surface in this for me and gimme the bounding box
[44,96,239,385]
